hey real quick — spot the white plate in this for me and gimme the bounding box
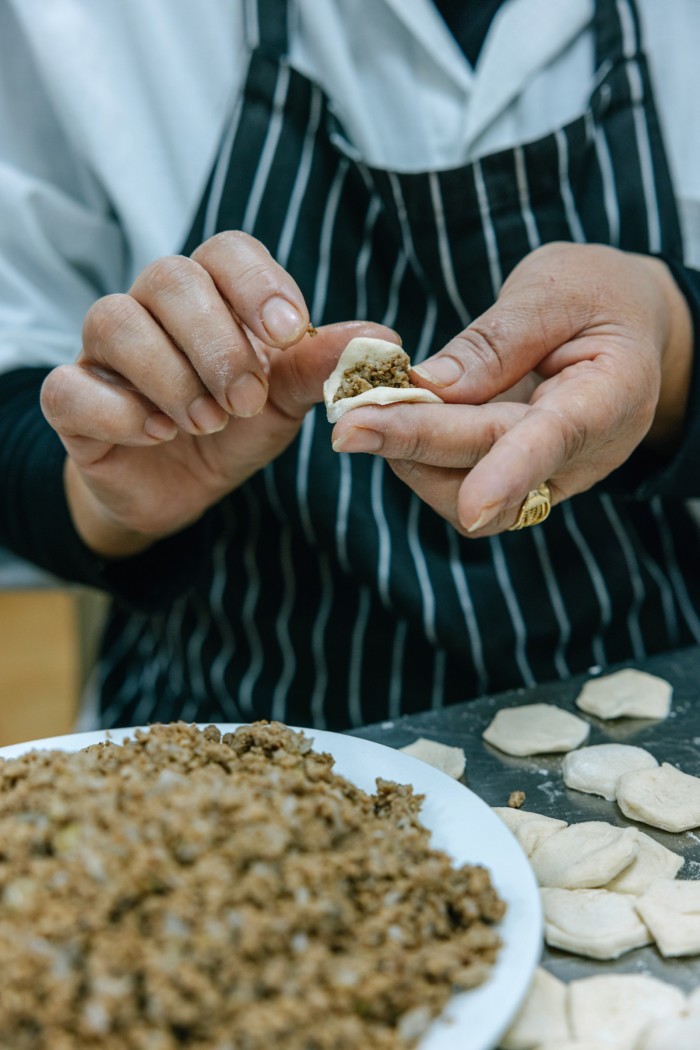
[0,725,541,1050]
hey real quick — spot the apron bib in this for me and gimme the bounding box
[97,0,700,730]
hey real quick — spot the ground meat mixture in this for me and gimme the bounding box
[333,350,415,401]
[0,722,505,1050]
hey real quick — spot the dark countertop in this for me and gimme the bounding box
[353,645,700,992]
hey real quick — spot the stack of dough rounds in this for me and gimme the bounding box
[574,668,672,720]
[492,808,568,856]
[539,888,651,959]
[483,703,590,756]
[634,879,700,956]
[528,822,639,889]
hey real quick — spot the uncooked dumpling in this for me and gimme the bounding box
[540,887,651,959]
[616,763,700,832]
[569,974,685,1049]
[499,967,570,1049]
[562,743,658,801]
[399,738,465,779]
[493,807,568,856]
[605,829,683,895]
[634,878,700,956]
[575,668,672,720]
[323,337,442,422]
[482,703,590,756]
[528,821,638,889]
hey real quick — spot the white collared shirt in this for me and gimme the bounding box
[0,0,699,373]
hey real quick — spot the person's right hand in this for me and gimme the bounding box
[40,231,396,558]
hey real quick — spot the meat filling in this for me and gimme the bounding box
[0,721,505,1049]
[333,350,415,401]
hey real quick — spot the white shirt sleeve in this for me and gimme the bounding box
[0,4,127,372]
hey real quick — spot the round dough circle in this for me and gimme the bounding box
[482,703,590,757]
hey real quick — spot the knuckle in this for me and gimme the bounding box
[192,230,267,269]
[457,321,509,385]
[40,365,74,426]
[82,293,142,351]
[139,254,204,299]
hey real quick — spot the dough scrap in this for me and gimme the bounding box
[499,966,570,1049]
[492,807,568,857]
[482,703,590,757]
[605,829,683,895]
[636,1015,700,1050]
[575,668,672,721]
[529,821,639,889]
[562,743,658,802]
[634,878,700,956]
[569,974,685,1049]
[399,738,465,780]
[616,763,700,832]
[323,337,442,422]
[540,887,651,959]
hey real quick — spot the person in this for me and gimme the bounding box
[1,0,700,731]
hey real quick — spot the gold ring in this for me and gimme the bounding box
[508,483,552,531]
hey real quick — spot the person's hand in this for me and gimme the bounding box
[330,242,693,535]
[40,231,397,557]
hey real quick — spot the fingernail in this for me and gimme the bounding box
[332,427,384,453]
[144,412,178,441]
[261,296,306,343]
[466,502,505,534]
[188,394,229,434]
[225,373,267,417]
[413,356,463,388]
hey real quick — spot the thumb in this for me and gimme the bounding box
[411,242,599,404]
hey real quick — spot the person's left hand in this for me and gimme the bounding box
[330,242,693,535]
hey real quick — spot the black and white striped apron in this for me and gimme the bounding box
[96,0,700,731]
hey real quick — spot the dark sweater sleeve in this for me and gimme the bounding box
[600,258,700,499]
[0,366,212,612]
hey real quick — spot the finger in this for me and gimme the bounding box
[191,231,309,348]
[81,292,250,432]
[331,401,528,464]
[128,256,270,419]
[410,243,606,404]
[455,366,644,533]
[386,460,466,533]
[41,363,179,466]
[268,321,403,419]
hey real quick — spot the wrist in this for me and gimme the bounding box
[636,254,693,454]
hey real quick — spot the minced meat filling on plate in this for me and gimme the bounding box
[0,721,505,1050]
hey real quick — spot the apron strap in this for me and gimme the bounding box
[244,0,294,57]
[593,0,642,68]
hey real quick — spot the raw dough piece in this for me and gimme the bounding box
[635,1015,700,1050]
[529,821,639,889]
[492,807,567,856]
[616,763,700,832]
[686,984,700,1014]
[482,703,590,756]
[562,744,658,801]
[499,967,570,1049]
[605,830,683,895]
[634,878,700,956]
[323,337,442,422]
[575,668,672,721]
[540,887,651,959]
[399,738,465,779]
[569,975,685,1049]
